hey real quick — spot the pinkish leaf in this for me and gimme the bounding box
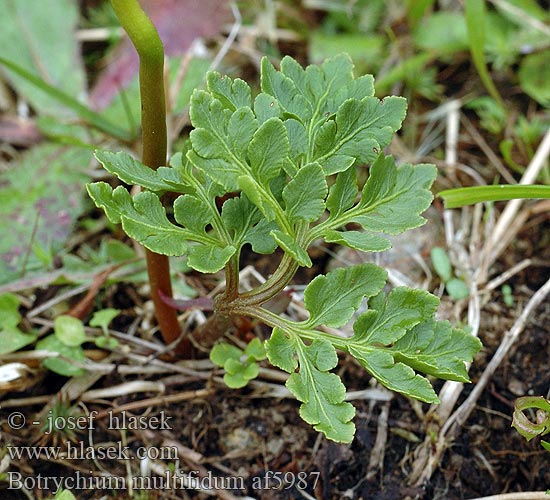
[90,0,231,109]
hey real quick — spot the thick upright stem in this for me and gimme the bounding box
[111,0,189,355]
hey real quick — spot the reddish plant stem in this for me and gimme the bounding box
[111,0,190,356]
[145,251,191,355]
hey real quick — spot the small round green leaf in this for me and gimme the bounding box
[244,337,266,361]
[223,361,259,388]
[224,357,245,375]
[36,334,86,377]
[95,336,119,349]
[242,362,259,380]
[0,293,22,328]
[54,315,87,347]
[89,308,120,334]
[502,284,514,307]
[210,343,243,367]
[446,278,469,300]
[431,247,452,282]
[223,372,248,389]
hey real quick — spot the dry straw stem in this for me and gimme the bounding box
[366,401,390,480]
[91,388,214,419]
[80,380,165,400]
[443,104,483,412]
[410,103,482,483]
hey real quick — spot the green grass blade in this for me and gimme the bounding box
[439,185,550,208]
[405,0,436,28]
[464,0,505,108]
[0,56,133,142]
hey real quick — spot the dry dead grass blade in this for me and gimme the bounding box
[366,401,390,481]
[80,380,166,400]
[485,258,532,291]
[480,198,550,283]
[65,265,123,320]
[92,388,214,419]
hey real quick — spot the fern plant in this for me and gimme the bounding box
[88,49,481,443]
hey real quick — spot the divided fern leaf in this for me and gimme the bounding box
[88,53,482,444]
